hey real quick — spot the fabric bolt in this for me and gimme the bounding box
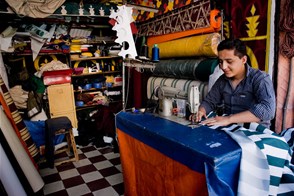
[153,58,218,81]
[0,75,39,163]
[0,143,26,196]
[152,33,220,59]
[211,122,294,195]
[0,108,44,193]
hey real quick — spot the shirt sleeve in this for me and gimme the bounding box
[200,76,223,113]
[249,73,276,121]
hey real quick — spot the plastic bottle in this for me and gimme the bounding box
[152,44,159,61]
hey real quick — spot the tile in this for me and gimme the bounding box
[104,152,120,160]
[42,173,61,184]
[99,166,121,177]
[63,175,85,188]
[59,168,79,180]
[40,145,124,196]
[78,153,87,160]
[39,167,58,177]
[112,182,125,196]
[77,164,97,175]
[115,164,122,172]
[88,155,107,163]
[99,147,114,154]
[46,189,69,196]
[81,171,103,183]
[56,162,75,172]
[84,150,102,158]
[73,158,92,168]
[108,157,121,165]
[80,146,97,153]
[43,181,65,195]
[93,160,113,170]
[86,178,111,192]
[105,173,124,186]
[66,184,91,196]
[92,187,119,196]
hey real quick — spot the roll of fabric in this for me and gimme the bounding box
[0,143,26,196]
[152,33,221,59]
[153,58,218,81]
[0,109,44,193]
[0,75,39,164]
[147,76,208,102]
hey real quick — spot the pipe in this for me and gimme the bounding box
[282,57,293,130]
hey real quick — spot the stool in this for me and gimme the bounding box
[45,116,79,168]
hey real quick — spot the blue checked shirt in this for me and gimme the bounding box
[200,64,276,128]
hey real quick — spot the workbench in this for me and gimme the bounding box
[116,111,241,196]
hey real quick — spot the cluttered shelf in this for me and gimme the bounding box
[72,70,121,77]
[75,100,122,110]
[73,84,122,93]
[70,55,121,61]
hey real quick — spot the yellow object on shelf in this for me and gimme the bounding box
[149,33,221,59]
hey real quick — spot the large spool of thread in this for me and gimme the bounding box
[153,58,218,81]
[149,33,221,59]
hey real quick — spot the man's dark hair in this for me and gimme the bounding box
[217,39,247,58]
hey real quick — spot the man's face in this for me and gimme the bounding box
[218,49,247,79]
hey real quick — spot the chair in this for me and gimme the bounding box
[45,116,79,168]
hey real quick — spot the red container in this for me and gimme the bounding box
[43,69,73,85]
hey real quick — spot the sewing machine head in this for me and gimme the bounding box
[154,85,200,117]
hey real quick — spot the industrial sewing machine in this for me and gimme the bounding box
[154,85,200,124]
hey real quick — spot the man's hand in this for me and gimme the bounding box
[201,115,231,126]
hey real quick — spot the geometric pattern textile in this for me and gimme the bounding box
[137,0,211,37]
[209,122,294,195]
[0,75,39,163]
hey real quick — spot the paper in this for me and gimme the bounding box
[30,35,46,61]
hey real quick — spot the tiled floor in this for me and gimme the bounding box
[39,145,124,196]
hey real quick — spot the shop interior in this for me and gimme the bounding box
[0,0,293,195]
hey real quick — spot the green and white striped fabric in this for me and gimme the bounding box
[209,122,294,195]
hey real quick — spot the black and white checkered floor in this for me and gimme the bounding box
[39,145,124,196]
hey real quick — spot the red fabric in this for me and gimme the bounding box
[220,0,269,71]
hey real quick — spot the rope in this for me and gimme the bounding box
[280,0,294,59]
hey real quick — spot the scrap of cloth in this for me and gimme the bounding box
[209,122,294,195]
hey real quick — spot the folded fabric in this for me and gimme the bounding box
[208,122,294,195]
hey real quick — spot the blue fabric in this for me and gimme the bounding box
[24,120,65,148]
[116,111,241,195]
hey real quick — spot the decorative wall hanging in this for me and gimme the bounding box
[137,0,211,37]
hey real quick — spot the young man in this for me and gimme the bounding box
[195,39,276,128]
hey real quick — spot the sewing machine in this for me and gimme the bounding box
[154,85,200,122]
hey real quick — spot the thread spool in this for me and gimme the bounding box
[140,44,149,58]
[152,44,159,62]
[159,98,173,117]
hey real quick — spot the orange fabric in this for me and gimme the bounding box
[147,26,216,46]
[0,92,38,169]
[147,10,221,46]
[117,129,208,196]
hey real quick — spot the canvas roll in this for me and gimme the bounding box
[147,76,208,102]
[151,33,221,59]
[153,58,218,81]
[0,109,44,193]
[0,143,26,196]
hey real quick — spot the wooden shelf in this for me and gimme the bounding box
[72,71,121,77]
[75,100,122,110]
[70,55,121,61]
[73,85,122,93]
